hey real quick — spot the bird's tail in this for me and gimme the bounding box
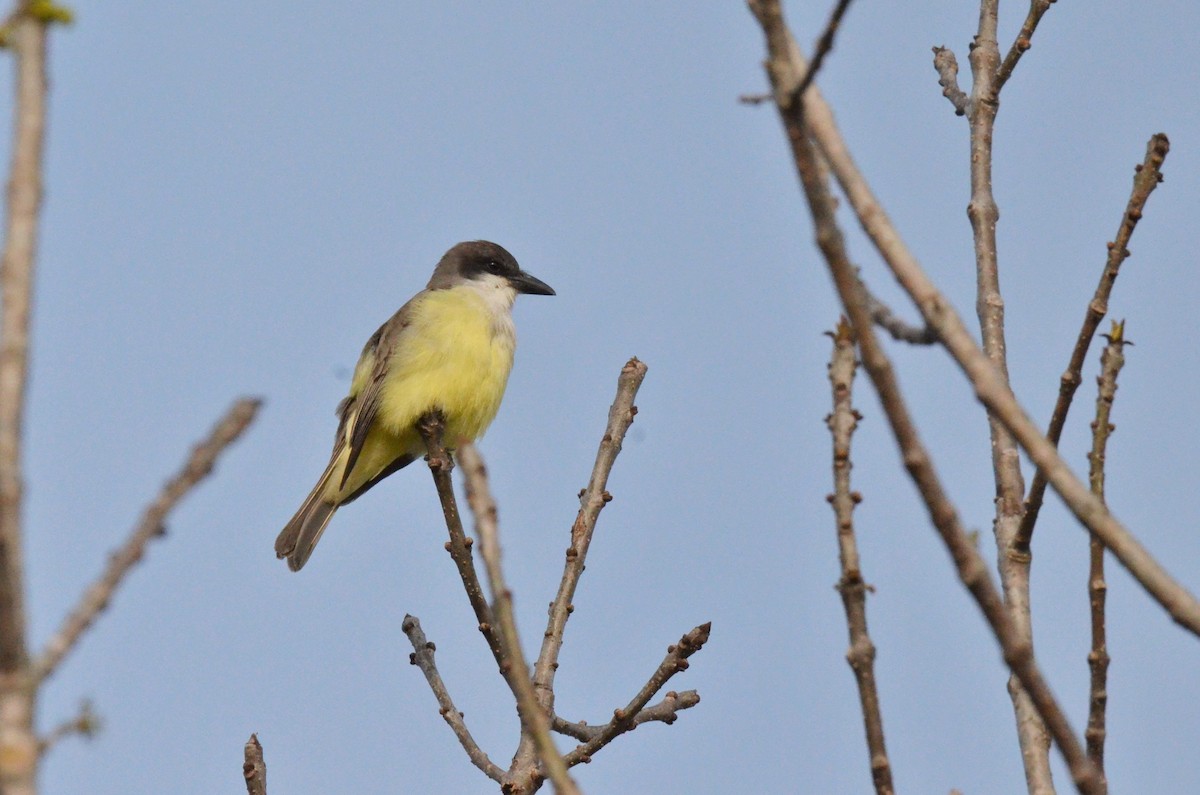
[275,462,339,572]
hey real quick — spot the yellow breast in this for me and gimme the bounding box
[378,286,516,445]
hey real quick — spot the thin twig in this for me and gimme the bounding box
[1015,134,1169,551]
[31,397,261,684]
[36,699,98,757]
[747,0,1200,638]
[458,443,580,795]
[826,319,894,795]
[560,623,710,768]
[0,0,49,677]
[415,412,505,670]
[242,733,267,795]
[1084,321,1127,792]
[868,292,937,345]
[530,360,647,714]
[738,92,773,105]
[996,0,1056,92]
[788,0,857,104]
[401,614,507,784]
[551,691,700,742]
[932,47,970,116]
[966,2,1052,787]
[746,4,1104,790]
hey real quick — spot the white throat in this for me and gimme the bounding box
[465,273,518,338]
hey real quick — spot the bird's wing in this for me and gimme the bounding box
[340,300,416,487]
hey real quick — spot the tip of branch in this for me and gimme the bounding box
[1101,319,1133,346]
[831,316,854,342]
[679,622,713,655]
[237,395,265,412]
[1150,132,1170,158]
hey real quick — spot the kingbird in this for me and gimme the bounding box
[275,240,554,571]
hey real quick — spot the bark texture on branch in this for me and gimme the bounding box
[0,9,51,792]
[1084,321,1128,794]
[747,0,1200,640]
[826,320,894,795]
[746,2,1106,790]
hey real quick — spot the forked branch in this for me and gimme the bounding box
[459,443,579,795]
[416,412,505,669]
[746,3,1104,789]
[746,0,1200,639]
[1015,134,1169,550]
[560,623,710,768]
[410,361,707,793]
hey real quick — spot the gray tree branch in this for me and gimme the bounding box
[530,359,646,715]
[560,623,710,768]
[243,733,267,795]
[746,2,1104,790]
[745,0,1200,640]
[416,412,506,670]
[401,614,507,784]
[965,1,1051,786]
[826,319,894,795]
[550,690,700,742]
[1015,134,1169,550]
[458,443,580,795]
[1084,321,1128,793]
[32,398,261,685]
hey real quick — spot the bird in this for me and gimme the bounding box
[275,240,555,571]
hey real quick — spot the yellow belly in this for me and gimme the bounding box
[328,286,515,501]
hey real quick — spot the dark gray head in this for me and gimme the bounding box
[427,240,555,296]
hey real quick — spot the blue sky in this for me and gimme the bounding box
[6,2,1200,792]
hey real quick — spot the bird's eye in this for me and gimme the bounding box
[485,260,503,274]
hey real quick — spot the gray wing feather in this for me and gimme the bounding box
[341,308,412,487]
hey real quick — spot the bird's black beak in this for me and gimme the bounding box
[510,270,555,296]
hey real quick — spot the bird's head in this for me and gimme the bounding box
[429,240,555,298]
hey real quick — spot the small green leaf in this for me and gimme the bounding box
[28,0,74,26]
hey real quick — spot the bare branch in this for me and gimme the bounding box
[738,92,773,105]
[1016,134,1169,550]
[531,359,647,714]
[551,691,700,742]
[932,47,969,116]
[868,292,937,345]
[966,1,1052,786]
[0,0,50,676]
[996,0,1056,92]
[826,319,894,795]
[789,0,857,104]
[1084,321,1128,792]
[561,622,710,768]
[747,0,1200,638]
[242,733,267,795]
[401,614,507,784]
[415,412,505,670]
[32,397,261,684]
[458,443,580,795]
[37,699,99,757]
[745,4,1104,789]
